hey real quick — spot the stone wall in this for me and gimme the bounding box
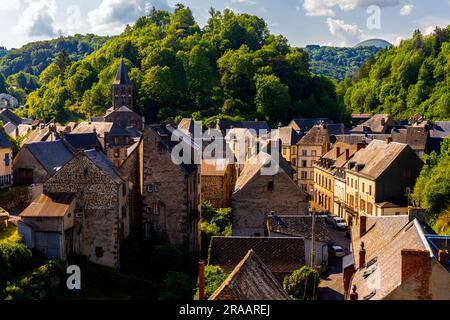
[0,187,30,214]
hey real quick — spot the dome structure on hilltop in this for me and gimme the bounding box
[355,39,392,49]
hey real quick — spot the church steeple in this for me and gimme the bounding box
[112,59,133,110]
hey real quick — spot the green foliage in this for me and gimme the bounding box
[22,8,345,125]
[194,265,228,300]
[339,26,450,120]
[4,260,64,300]
[0,241,33,289]
[201,200,232,259]
[283,266,320,300]
[413,137,450,234]
[0,73,6,93]
[306,45,383,81]
[159,271,193,300]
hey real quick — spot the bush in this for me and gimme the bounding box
[150,245,184,275]
[194,265,228,300]
[0,241,32,288]
[283,266,320,300]
[159,271,193,300]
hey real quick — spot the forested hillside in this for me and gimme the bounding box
[306,45,383,82]
[0,47,7,59]
[0,35,109,104]
[339,27,450,120]
[22,6,346,126]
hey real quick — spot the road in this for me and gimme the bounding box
[317,224,351,300]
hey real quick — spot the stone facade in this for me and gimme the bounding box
[141,126,200,254]
[44,152,129,269]
[201,161,236,208]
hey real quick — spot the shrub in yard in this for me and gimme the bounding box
[194,265,228,300]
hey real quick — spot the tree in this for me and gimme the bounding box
[54,49,72,72]
[0,73,6,93]
[194,265,228,300]
[255,74,290,125]
[283,266,320,300]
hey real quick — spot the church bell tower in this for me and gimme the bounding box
[112,59,133,110]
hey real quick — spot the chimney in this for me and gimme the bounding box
[438,250,449,270]
[359,215,367,238]
[336,146,341,158]
[359,242,366,269]
[349,285,358,300]
[345,149,350,161]
[401,249,431,298]
[385,137,392,144]
[198,260,206,300]
[408,207,425,223]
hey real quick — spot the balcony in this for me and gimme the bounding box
[0,174,12,188]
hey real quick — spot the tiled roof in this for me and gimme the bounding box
[217,120,270,134]
[350,219,433,300]
[297,125,329,145]
[209,250,290,300]
[26,140,74,173]
[210,236,306,274]
[20,193,76,218]
[0,108,22,126]
[64,133,102,151]
[346,140,408,179]
[72,122,129,137]
[84,149,123,184]
[267,215,330,243]
[391,126,428,151]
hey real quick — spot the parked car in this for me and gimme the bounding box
[333,217,348,230]
[329,245,346,258]
[325,214,336,224]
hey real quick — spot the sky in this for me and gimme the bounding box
[0,0,449,49]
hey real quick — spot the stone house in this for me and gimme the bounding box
[13,140,74,198]
[267,127,301,176]
[18,193,76,260]
[350,114,395,134]
[232,152,308,237]
[0,129,13,188]
[141,124,200,254]
[43,149,130,269]
[209,250,290,300]
[344,139,423,225]
[296,124,330,194]
[200,158,236,208]
[347,212,450,300]
[289,118,332,134]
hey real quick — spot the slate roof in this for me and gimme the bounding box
[20,193,76,218]
[391,126,428,152]
[267,127,301,146]
[350,114,394,134]
[289,118,332,132]
[334,134,368,145]
[84,149,123,184]
[267,215,330,243]
[210,236,306,274]
[64,133,102,151]
[21,128,53,146]
[0,128,12,149]
[350,219,434,300]
[297,125,330,145]
[25,140,74,173]
[233,152,295,193]
[0,108,22,126]
[346,140,409,180]
[429,121,450,139]
[319,142,359,172]
[209,250,290,301]
[113,59,131,85]
[327,123,348,136]
[217,120,270,135]
[72,122,130,137]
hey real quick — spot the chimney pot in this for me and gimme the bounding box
[336,146,341,159]
[385,137,392,144]
[198,260,206,300]
[359,215,367,238]
[349,285,358,300]
[345,149,350,161]
[359,241,366,269]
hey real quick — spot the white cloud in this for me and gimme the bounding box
[88,0,171,34]
[400,3,414,15]
[302,0,400,17]
[326,17,363,46]
[0,0,21,10]
[15,0,60,37]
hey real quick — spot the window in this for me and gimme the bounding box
[310,172,314,180]
[95,247,104,258]
[351,179,353,188]
[360,199,366,212]
[301,171,307,180]
[152,202,160,215]
[292,158,297,167]
[369,185,372,196]
[311,150,317,156]
[267,181,274,191]
[114,149,120,158]
[4,153,10,166]
[114,136,120,145]
[362,183,365,193]
[302,150,307,156]
[302,160,307,168]
[347,177,349,186]
[315,173,318,183]
[114,160,120,168]
[125,136,131,144]
[367,203,373,215]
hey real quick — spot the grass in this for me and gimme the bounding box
[0,223,20,244]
